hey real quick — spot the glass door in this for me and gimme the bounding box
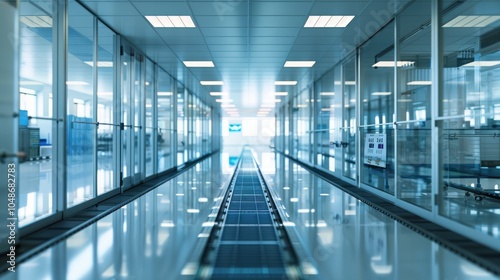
[132,53,144,183]
[120,45,133,188]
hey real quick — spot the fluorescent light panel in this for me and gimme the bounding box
[215,98,233,103]
[200,81,223,85]
[304,16,354,28]
[183,61,214,67]
[84,61,113,67]
[320,92,335,96]
[158,92,173,96]
[372,92,392,96]
[372,61,415,68]
[145,16,195,28]
[444,15,500,28]
[20,16,52,27]
[210,92,226,96]
[461,61,500,67]
[284,61,316,67]
[407,81,432,85]
[273,92,288,96]
[275,81,297,85]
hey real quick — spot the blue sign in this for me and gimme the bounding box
[228,124,242,132]
[229,156,238,166]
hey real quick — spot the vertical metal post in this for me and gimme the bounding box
[113,35,121,191]
[431,0,443,214]
[54,0,68,215]
[393,15,399,198]
[0,0,19,253]
[92,16,98,196]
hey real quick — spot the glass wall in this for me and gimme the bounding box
[395,1,432,209]
[359,21,396,195]
[15,0,217,236]
[66,1,95,207]
[157,69,174,173]
[18,0,55,226]
[177,84,187,165]
[439,0,500,240]
[144,59,155,177]
[96,21,116,196]
[274,0,500,251]
[342,57,357,181]
[315,69,336,172]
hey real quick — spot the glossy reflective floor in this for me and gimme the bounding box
[1,151,498,280]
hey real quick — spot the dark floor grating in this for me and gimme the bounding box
[210,151,288,279]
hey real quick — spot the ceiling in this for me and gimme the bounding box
[74,0,412,116]
[37,0,499,117]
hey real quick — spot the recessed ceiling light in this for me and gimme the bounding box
[183,61,214,67]
[345,81,356,85]
[444,15,500,28]
[145,16,196,28]
[398,99,413,102]
[20,16,52,27]
[372,92,392,96]
[216,98,233,103]
[304,15,354,28]
[284,61,316,67]
[407,81,432,85]
[372,61,415,68]
[84,61,113,67]
[461,61,500,67]
[158,92,173,96]
[275,81,297,85]
[210,92,227,96]
[273,92,288,96]
[20,81,44,86]
[320,92,335,96]
[200,81,224,85]
[66,81,89,86]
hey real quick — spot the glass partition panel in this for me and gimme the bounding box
[395,0,432,209]
[440,120,500,238]
[342,57,357,181]
[96,21,116,195]
[144,59,155,177]
[360,21,395,126]
[66,2,95,207]
[157,69,173,172]
[439,0,500,239]
[317,70,337,171]
[18,0,55,226]
[296,89,311,163]
[177,85,186,165]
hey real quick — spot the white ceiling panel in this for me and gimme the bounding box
[79,2,137,16]
[208,45,247,52]
[200,27,248,37]
[190,2,249,16]
[250,36,296,45]
[195,16,248,28]
[250,2,312,16]
[250,16,305,28]
[204,36,247,45]
[132,2,192,15]
[77,0,494,116]
[250,28,299,37]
